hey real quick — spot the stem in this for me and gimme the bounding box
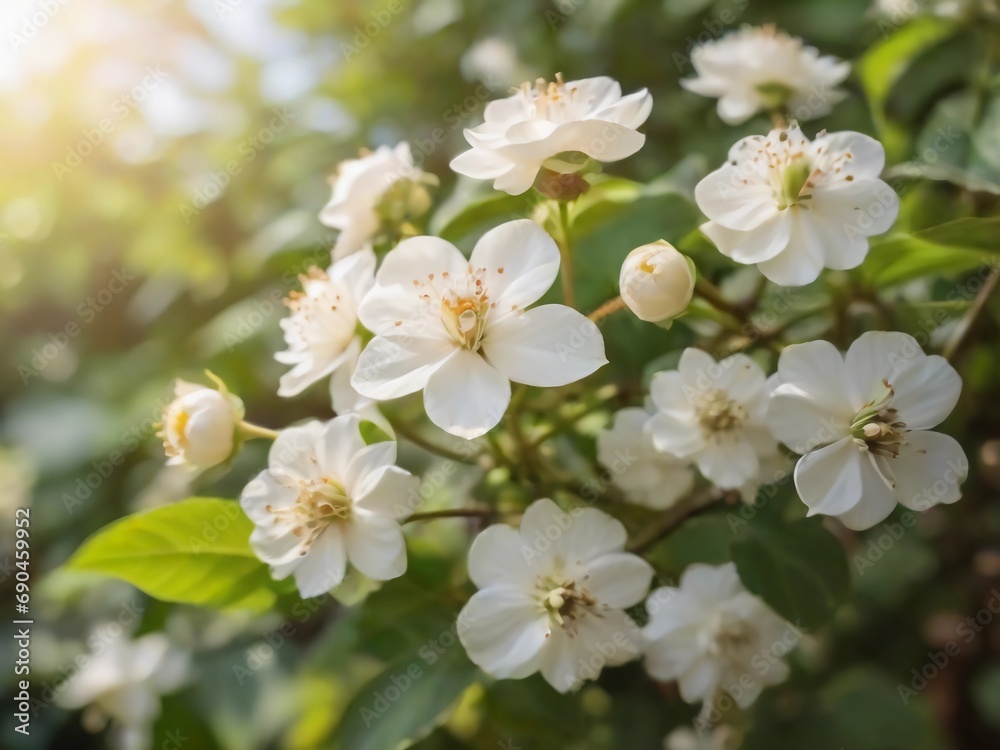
[588,295,627,325]
[390,420,480,464]
[556,200,576,309]
[403,507,494,524]
[694,277,746,321]
[238,421,280,440]
[628,490,721,554]
[770,109,788,129]
[943,267,999,362]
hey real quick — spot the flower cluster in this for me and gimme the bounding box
[122,20,975,749]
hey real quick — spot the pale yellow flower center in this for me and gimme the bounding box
[695,388,747,433]
[540,579,596,629]
[268,477,351,554]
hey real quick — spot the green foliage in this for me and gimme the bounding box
[65,497,279,611]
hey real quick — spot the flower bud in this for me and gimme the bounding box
[158,376,244,470]
[619,241,695,323]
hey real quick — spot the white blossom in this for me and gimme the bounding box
[643,563,793,708]
[647,349,777,490]
[276,247,375,398]
[596,407,695,509]
[320,143,431,259]
[158,379,243,470]
[682,26,850,125]
[619,241,696,323]
[351,219,607,439]
[696,124,899,286]
[767,331,967,530]
[240,415,418,597]
[57,631,189,750]
[458,498,653,693]
[664,726,735,750]
[450,74,652,195]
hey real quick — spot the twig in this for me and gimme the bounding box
[628,490,722,554]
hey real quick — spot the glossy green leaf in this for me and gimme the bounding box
[65,497,277,612]
[327,642,479,750]
[731,518,850,629]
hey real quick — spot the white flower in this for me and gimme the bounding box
[458,498,653,693]
[450,74,652,195]
[682,26,850,125]
[643,563,793,708]
[240,415,419,597]
[158,379,243,470]
[647,349,777,490]
[767,331,967,530]
[351,219,607,439]
[664,726,734,750]
[619,241,695,323]
[276,247,375,398]
[319,143,430,259]
[696,124,899,286]
[597,407,696,509]
[57,631,189,750]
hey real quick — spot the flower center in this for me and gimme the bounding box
[441,293,489,350]
[850,380,907,458]
[267,477,351,554]
[540,579,596,628]
[284,268,356,351]
[699,611,757,666]
[695,388,747,433]
[521,72,580,123]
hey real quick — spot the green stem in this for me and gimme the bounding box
[403,507,494,524]
[694,277,746,321]
[238,421,280,440]
[556,200,576,309]
[628,490,721,554]
[943,267,999,362]
[390,420,480,464]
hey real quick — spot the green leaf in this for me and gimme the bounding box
[65,497,278,612]
[328,642,479,750]
[731,519,850,629]
[359,419,394,445]
[864,217,999,286]
[430,187,535,246]
[858,18,957,161]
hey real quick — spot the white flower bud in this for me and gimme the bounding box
[619,241,695,323]
[159,378,244,470]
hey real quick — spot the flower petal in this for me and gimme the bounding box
[793,437,868,517]
[483,305,607,387]
[344,512,406,581]
[582,553,653,608]
[843,330,923,407]
[458,586,549,679]
[834,463,899,530]
[892,431,968,511]
[890,355,962,430]
[471,219,560,312]
[269,422,324,479]
[316,414,365,480]
[468,524,536,589]
[351,334,454,400]
[755,210,826,286]
[354,465,419,521]
[424,348,511,438]
[695,166,775,230]
[293,525,347,597]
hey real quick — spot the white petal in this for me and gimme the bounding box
[695,435,759,489]
[648,370,691,414]
[268,422,323,479]
[468,524,536,589]
[458,586,549,679]
[344,512,406,581]
[890,355,961,430]
[834,464,899,530]
[343,441,396,495]
[539,627,580,693]
[316,414,365,480]
[482,305,607,387]
[493,163,541,195]
[774,339,853,414]
[716,94,761,125]
[354,465,419,521]
[351,334,454,400]
[843,331,922,408]
[892,431,968,511]
[294,525,347,597]
[794,437,868,517]
[521,500,627,565]
[812,177,899,241]
[647,409,703,458]
[702,214,792,265]
[755,211,826,286]
[695,166,775,230]
[449,148,513,179]
[240,470,297,525]
[680,562,742,600]
[678,659,722,705]
[595,88,653,129]
[470,219,560,312]
[424,348,510,438]
[582,553,653,608]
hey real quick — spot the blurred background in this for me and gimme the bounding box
[2,0,1000,748]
